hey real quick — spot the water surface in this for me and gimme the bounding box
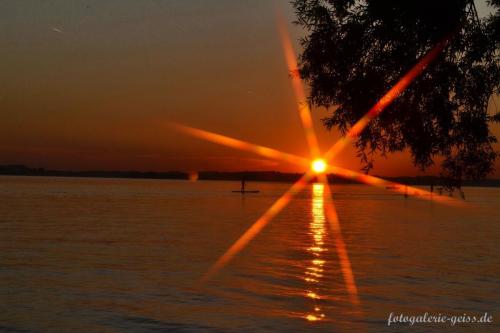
[1,176,499,332]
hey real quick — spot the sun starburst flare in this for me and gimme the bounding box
[171,10,457,309]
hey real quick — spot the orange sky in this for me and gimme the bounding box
[1,0,499,177]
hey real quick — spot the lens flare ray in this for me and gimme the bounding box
[324,37,451,163]
[170,122,309,168]
[201,172,313,282]
[276,12,320,158]
[328,165,464,206]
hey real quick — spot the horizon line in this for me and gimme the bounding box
[1,164,500,182]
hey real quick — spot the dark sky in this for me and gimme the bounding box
[1,0,498,176]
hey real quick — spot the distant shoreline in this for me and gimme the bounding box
[1,164,500,187]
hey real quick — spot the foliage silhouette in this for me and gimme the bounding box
[293,0,500,188]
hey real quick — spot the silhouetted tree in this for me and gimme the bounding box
[293,0,499,188]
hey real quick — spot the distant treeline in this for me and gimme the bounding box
[1,164,500,187]
[0,165,187,181]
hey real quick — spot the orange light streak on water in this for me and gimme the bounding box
[303,183,328,321]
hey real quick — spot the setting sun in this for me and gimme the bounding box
[311,159,327,174]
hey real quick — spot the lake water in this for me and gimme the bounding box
[0,176,499,332]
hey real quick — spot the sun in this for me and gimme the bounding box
[311,158,327,174]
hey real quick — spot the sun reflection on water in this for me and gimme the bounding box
[304,183,327,321]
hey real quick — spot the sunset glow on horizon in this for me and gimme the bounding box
[1,1,498,176]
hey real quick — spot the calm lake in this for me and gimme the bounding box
[1,176,499,332]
